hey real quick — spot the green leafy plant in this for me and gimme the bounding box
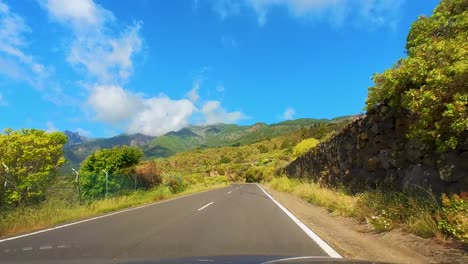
[437,193,468,242]
[293,138,320,157]
[366,210,394,233]
[163,174,186,194]
[366,0,468,151]
[0,129,67,207]
[79,146,143,199]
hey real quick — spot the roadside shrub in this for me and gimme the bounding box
[269,176,300,193]
[245,167,263,183]
[134,161,162,189]
[293,138,319,158]
[437,193,468,242]
[79,172,132,200]
[163,174,186,194]
[366,210,394,233]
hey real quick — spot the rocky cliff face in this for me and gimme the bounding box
[63,130,88,146]
[285,105,467,194]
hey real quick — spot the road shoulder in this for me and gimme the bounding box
[262,185,467,264]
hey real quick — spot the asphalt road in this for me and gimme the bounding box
[0,184,340,264]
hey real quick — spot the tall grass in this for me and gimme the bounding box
[268,177,467,242]
[0,183,227,237]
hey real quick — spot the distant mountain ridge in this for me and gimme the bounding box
[63,130,88,146]
[62,116,356,172]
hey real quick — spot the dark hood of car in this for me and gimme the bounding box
[119,255,391,264]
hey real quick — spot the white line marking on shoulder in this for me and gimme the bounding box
[256,184,342,258]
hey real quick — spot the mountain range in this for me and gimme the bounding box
[62,116,355,172]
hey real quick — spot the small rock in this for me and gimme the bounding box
[370,123,379,134]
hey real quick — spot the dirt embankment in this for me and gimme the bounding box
[263,185,467,264]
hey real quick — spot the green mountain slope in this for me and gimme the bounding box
[61,116,356,173]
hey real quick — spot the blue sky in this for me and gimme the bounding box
[0,0,439,138]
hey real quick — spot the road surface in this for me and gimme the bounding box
[0,184,340,263]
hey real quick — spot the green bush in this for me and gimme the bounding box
[437,194,468,242]
[163,174,186,194]
[366,0,468,151]
[293,138,320,157]
[219,156,231,164]
[0,129,67,207]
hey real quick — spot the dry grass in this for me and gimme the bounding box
[267,177,454,240]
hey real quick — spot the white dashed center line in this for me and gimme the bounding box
[197,202,214,211]
[39,245,52,250]
[22,247,32,251]
[227,191,232,194]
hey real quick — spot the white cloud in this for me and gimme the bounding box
[45,121,58,133]
[186,80,200,103]
[42,0,143,83]
[128,96,195,136]
[282,107,295,120]
[208,0,404,28]
[216,84,225,92]
[45,0,112,28]
[87,85,142,123]
[87,84,195,136]
[201,100,245,125]
[214,0,242,19]
[88,83,245,136]
[0,0,51,86]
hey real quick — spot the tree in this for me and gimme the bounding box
[79,146,143,199]
[0,129,67,206]
[293,138,320,158]
[366,0,468,151]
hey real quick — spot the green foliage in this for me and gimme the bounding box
[245,167,263,183]
[163,174,186,193]
[365,210,394,233]
[80,146,143,175]
[437,194,468,242]
[79,146,143,199]
[293,138,320,157]
[219,156,231,164]
[0,129,67,207]
[257,144,269,153]
[366,0,468,151]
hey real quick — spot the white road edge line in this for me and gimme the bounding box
[197,202,214,211]
[0,186,229,244]
[262,256,331,264]
[256,184,342,258]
